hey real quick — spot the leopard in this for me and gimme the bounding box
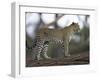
[31,22,80,60]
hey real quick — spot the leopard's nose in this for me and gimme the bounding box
[78,27,80,30]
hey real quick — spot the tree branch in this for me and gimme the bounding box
[44,14,65,28]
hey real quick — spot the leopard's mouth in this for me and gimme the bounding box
[77,28,80,32]
[74,29,80,32]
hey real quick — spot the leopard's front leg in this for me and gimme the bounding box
[64,38,70,57]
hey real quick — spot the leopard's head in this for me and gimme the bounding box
[70,22,80,32]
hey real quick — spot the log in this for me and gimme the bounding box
[26,52,89,67]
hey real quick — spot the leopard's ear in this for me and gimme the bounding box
[72,22,75,25]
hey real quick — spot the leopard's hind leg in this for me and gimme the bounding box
[32,39,44,60]
[41,41,51,59]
